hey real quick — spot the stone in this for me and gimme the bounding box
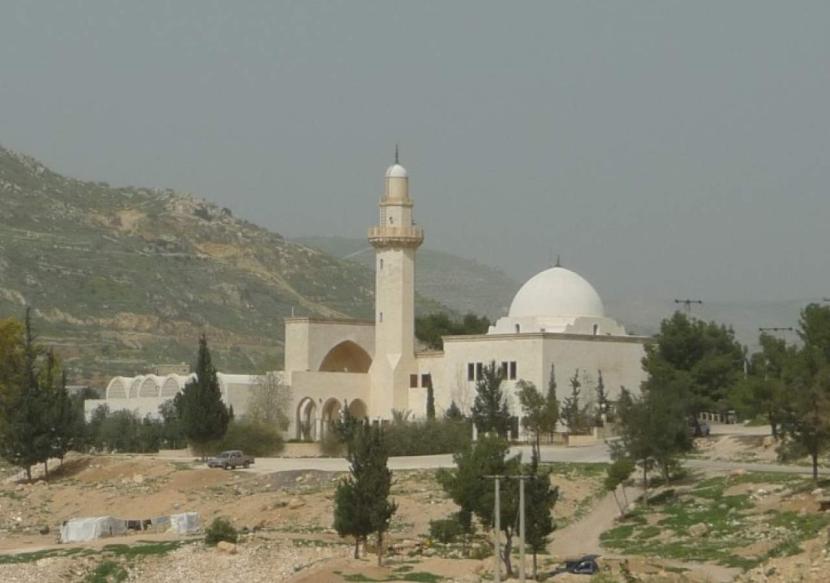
[132,474,145,484]
[730,468,747,477]
[38,525,50,535]
[216,541,237,554]
[287,498,305,510]
[812,488,824,497]
[689,523,710,537]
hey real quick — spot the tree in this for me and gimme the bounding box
[437,434,521,577]
[604,457,635,516]
[445,400,463,421]
[174,335,230,457]
[0,309,53,481]
[543,364,559,441]
[778,365,830,482]
[471,361,511,437]
[246,371,291,430]
[415,313,491,350]
[158,400,186,449]
[643,311,744,425]
[595,370,609,426]
[614,384,693,501]
[516,380,546,458]
[426,378,436,421]
[333,422,397,564]
[562,369,589,434]
[524,449,558,580]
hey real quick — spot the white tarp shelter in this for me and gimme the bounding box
[169,512,200,535]
[60,516,128,543]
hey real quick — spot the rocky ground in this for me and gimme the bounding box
[3,443,830,582]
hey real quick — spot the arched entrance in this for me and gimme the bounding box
[296,398,318,441]
[348,398,368,420]
[319,341,372,373]
[321,398,343,439]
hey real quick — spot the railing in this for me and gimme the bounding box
[367,225,424,247]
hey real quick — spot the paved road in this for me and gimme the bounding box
[172,423,807,477]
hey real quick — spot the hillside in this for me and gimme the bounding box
[0,146,444,385]
[294,236,518,319]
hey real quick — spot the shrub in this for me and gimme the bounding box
[320,429,346,456]
[384,419,471,456]
[429,516,464,544]
[204,517,238,546]
[211,419,284,457]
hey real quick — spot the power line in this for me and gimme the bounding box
[673,298,703,314]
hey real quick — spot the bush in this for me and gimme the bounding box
[384,419,471,456]
[319,429,346,456]
[211,419,284,457]
[205,517,238,546]
[429,516,465,544]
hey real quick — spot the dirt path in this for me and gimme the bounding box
[548,485,643,558]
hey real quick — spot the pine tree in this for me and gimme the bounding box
[333,422,397,564]
[524,449,558,580]
[426,378,436,421]
[174,335,230,457]
[471,361,511,437]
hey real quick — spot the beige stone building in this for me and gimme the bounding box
[90,158,650,440]
[282,159,650,441]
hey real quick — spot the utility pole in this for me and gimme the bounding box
[674,298,703,315]
[515,475,530,583]
[484,475,502,583]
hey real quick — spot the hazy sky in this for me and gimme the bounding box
[1,1,828,303]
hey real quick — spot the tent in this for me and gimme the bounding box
[60,516,128,543]
[169,512,201,535]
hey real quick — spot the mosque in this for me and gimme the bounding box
[88,158,649,440]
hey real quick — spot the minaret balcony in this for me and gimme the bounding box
[368,225,424,248]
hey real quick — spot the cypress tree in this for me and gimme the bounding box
[426,378,436,420]
[543,364,559,441]
[174,335,230,457]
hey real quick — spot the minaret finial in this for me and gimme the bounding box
[395,143,399,165]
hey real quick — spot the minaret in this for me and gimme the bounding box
[367,152,424,418]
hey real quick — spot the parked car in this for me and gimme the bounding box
[564,554,600,575]
[206,450,254,469]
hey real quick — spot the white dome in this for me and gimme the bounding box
[385,163,408,178]
[509,266,605,319]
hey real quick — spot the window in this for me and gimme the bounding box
[467,363,475,381]
[410,374,418,388]
[421,373,431,388]
[515,324,521,333]
[379,312,383,322]
[500,361,508,378]
[476,362,484,381]
[379,259,384,270]
[509,361,517,380]
[593,324,599,336]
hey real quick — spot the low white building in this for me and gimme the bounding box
[84,372,267,419]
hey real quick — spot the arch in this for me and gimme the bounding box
[348,398,368,420]
[296,397,318,441]
[318,341,372,373]
[161,374,192,398]
[106,377,129,399]
[128,376,144,399]
[138,376,161,398]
